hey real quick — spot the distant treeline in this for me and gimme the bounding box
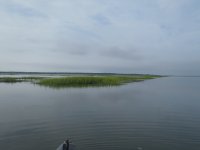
[0,71,161,76]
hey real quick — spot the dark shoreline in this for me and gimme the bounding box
[0,71,161,76]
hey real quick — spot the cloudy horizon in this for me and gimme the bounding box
[0,0,200,75]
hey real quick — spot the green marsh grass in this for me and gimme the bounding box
[0,77,44,83]
[0,75,161,87]
[0,77,19,83]
[38,75,160,88]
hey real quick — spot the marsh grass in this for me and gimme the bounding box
[0,77,20,83]
[0,77,44,83]
[0,75,161,87]
[38,75,160,88]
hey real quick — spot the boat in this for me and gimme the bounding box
[56,142,75,150]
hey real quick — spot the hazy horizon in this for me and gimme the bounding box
[0,0,200,75]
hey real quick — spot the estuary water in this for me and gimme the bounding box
[0,77,200,150]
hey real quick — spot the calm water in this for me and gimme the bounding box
[0,77,200,150]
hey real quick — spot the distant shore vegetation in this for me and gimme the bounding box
[0,75,161,88]
[0,77,44,83]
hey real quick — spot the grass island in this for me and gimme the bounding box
[0,74,161,88]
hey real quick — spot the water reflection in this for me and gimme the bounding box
[0,77,200,150]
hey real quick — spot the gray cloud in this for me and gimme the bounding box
[99,46,142,61]
[0,0,200,75]
[91,14,111,26]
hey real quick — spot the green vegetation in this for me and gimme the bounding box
[0,77,20,83]
[38,76,120,87]
[37,75,160,88]
[0,77,44,83]
[0,75,161,87]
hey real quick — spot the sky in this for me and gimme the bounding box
[0,0,200,75]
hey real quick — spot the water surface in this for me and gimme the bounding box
[0,77,200,150]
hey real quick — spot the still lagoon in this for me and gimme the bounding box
[0,77,200,150]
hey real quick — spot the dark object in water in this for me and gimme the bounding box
[56,141,75,150]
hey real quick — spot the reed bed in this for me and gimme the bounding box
[0,75,161,87]
[0,77,44,83]
[0,77,19,83]
[37,75,159,88]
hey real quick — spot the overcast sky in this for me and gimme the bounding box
[0,0,200,75]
